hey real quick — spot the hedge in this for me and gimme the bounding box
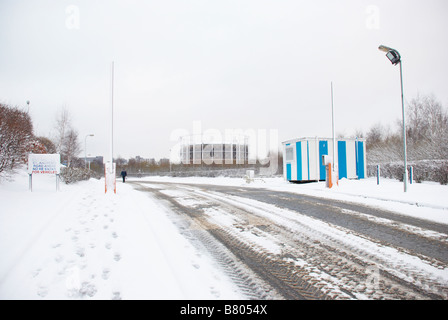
[367,160,448,185]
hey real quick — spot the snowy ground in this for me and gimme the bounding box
[0,170,243,300]
[1,169,447,300]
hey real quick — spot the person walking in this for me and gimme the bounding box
[120,169,127,183]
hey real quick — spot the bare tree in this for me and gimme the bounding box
[366,94,448,184]
[62,129,81,168]
[366,123,384,148]
[52,107,84,167]
[53,107,71,154]
[407,94,448,159]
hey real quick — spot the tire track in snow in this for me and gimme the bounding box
[133,183,343,299]
[191,187,448,299]
[132,181,448,300]
[132,183,281,300]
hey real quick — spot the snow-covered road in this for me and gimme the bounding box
[132,180,448,300]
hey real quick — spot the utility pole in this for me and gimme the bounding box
[105,61,116,194]
[110,61,114,164]
[331,82,336,174]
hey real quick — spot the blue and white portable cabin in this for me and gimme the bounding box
[282,137,366,182]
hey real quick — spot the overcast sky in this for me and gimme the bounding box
[1,0,447,161]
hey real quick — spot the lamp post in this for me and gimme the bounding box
[378,45,408,192]
[84,134,94,169]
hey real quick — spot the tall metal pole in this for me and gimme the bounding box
[110,61,114,164]
[378,45,408,192]
[399,61,408,192]
[331,82,336,173]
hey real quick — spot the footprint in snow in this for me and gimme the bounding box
[37,286,48,298]
[112,292,121,300]
[76,247,85,258]
[210,287,220,298]
[78,282,97,298]
[32,268,41,278]
[102,268,110,280]
[54,254,64,263]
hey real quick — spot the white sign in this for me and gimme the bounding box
[322,155,333,166]
[28,154,61,175]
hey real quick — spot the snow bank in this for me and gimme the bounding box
[0,170,242,300]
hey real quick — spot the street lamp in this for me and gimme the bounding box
[84,134,94,169]
[378,45,408,192]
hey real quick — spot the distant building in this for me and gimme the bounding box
[85,156,104,166]
[179,135,249,165]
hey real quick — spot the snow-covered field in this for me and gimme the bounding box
[1,169,447,300]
